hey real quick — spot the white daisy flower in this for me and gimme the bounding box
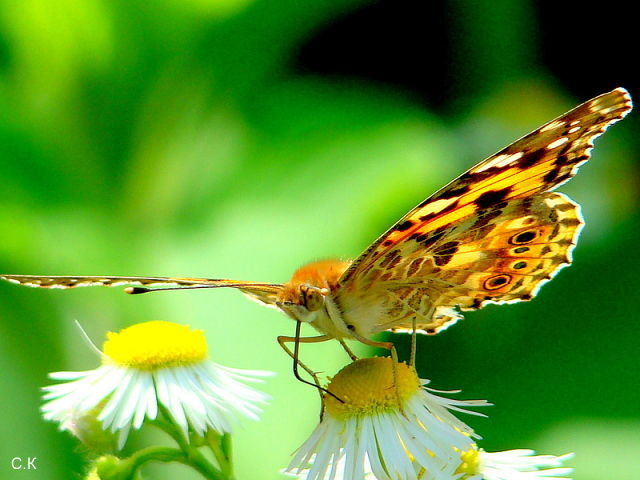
[457,447,574,480]
[42,320,273,449]
[286,357,489,480]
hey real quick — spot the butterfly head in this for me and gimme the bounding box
[275,259,351,323]
[275,284,327,321]
[299,284,326,311]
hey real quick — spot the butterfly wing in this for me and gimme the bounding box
[337,88,632,334]
[0,274,284,307]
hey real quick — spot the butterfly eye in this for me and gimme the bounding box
[483,274,512,290]
[300,285,326,312]
[510,229,538,245]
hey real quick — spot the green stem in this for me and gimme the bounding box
[124,446,185,470]
[221,434,233,470]
[96,448,185,480]
[153,407,225,480]
[206,431,235,480]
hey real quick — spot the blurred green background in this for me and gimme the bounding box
[0,1,638,479]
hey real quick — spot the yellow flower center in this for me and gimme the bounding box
[456,448,481,476]
[102,321,207,370]
[324,357,420,419]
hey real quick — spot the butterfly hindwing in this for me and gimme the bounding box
[356,192,581,334]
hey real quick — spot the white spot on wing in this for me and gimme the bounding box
[472,154,508,173]
[472,152,524,173]
[413,197,458,217]
[546,137,569,149]
[494,151,523,167]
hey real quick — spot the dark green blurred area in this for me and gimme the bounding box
[0,1,638,479]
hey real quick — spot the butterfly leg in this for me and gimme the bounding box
[344,329,398,361]
[276,335,325,394]
[277,323,339,404]
[410,316,417,367]
[338,339,358,362]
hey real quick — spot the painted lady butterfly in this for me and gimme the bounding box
[2,88,632,360]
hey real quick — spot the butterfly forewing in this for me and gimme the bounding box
[337,88,631,334]
[1,275,209,288]
[0,275,284,306]
[341,88,631,285]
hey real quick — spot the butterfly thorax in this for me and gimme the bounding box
[277,259,354,339]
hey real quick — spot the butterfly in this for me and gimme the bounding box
[2,88,633,361]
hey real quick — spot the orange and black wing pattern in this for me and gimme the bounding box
[337,88,632,334]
